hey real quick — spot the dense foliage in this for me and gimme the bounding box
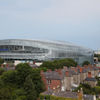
[74,83,100,95]
[0,68,5,75]
[39,94,78,100]
[40,58,77,70]
[0,58,4,66]
[82,61,90,66]
[0,63,45,100]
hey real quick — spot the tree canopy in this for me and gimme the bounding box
[0,63,45,100]
[24,75,37,100]
[0,58,4,66]
[40,58,77,70]
[74,83,100,95]
[82,61,90,66]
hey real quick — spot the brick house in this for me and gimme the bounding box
[41,65,100,92]
[84,72,97,87]
[40,70,64,92]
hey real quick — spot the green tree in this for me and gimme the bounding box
[15,63,33,87]
[82,61,90,66]
[0,58,4,66]
[40,58,77,70]
[0,87,11,100]
[31,69,45,96]
[24,75,37,100]
[74,83,94,94]
[0,68,5,75]
[93,86,100,94]
[1,70,17,86]
[40,61,55,70]
[12,89,27,100]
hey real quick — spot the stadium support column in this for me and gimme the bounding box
[22,45,24,50]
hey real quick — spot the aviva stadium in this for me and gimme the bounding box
[0,39,94,65]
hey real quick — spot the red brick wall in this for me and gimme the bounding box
[40,71,61,91]
[88,72,91,78]
[48,80,61,90]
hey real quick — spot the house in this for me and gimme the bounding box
[41,65,100,92]
[40,70,64,92]
[84,72,97,87]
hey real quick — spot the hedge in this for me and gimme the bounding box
[39,94,78,100]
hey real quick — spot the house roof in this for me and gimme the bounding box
[85,77,97,82]
[83,94,96,100]
[42,91,78,99]
[44,71,63,80]
[54,91,78,99]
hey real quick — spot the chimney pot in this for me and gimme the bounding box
[88,72,92,78]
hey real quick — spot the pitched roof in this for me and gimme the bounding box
[54,91,78,99]
[83,94,95,100]
[42,91,78,99]
[44,71,63,80]
[85,77,97,82]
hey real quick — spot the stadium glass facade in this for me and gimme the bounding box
[0,39,94,65]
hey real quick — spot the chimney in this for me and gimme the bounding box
[71,67,74,70]
[47,69,52,72]
[63,66,68,70]
[88,72,91,78]
[88,64,92,67]
[88,64,93,69]
[57,69,62,76]
[65,71,69,76]
[75,68,77,73]
[84,65,88,68]
[79,68,83,73]
[94,64,96,67]
[77,65,81,68]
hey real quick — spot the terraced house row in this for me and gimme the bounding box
[40,64,100,92]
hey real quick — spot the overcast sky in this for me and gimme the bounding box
[0,0,100,50]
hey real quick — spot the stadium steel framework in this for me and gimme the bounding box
[0,39,94,65]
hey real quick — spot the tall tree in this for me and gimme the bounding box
[0,58,4,66]
[0,87,11,100]
[40,58,78,70]
[31,69,45,95]
[82,61,90,66]
[15,63,32,87]
[1,70,17,85]
[0,68,5,75]
[24,75,37,100]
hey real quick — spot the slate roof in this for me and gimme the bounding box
[68,69,79,75]
[44,71,63,80]
[83,94,95,100]
[43,91,78,99]
[93,67,99,70]
[85,77,97,82]
[54,91,78,99]
[82,69,88,73]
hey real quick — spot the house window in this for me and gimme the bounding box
[47,80,51,84]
